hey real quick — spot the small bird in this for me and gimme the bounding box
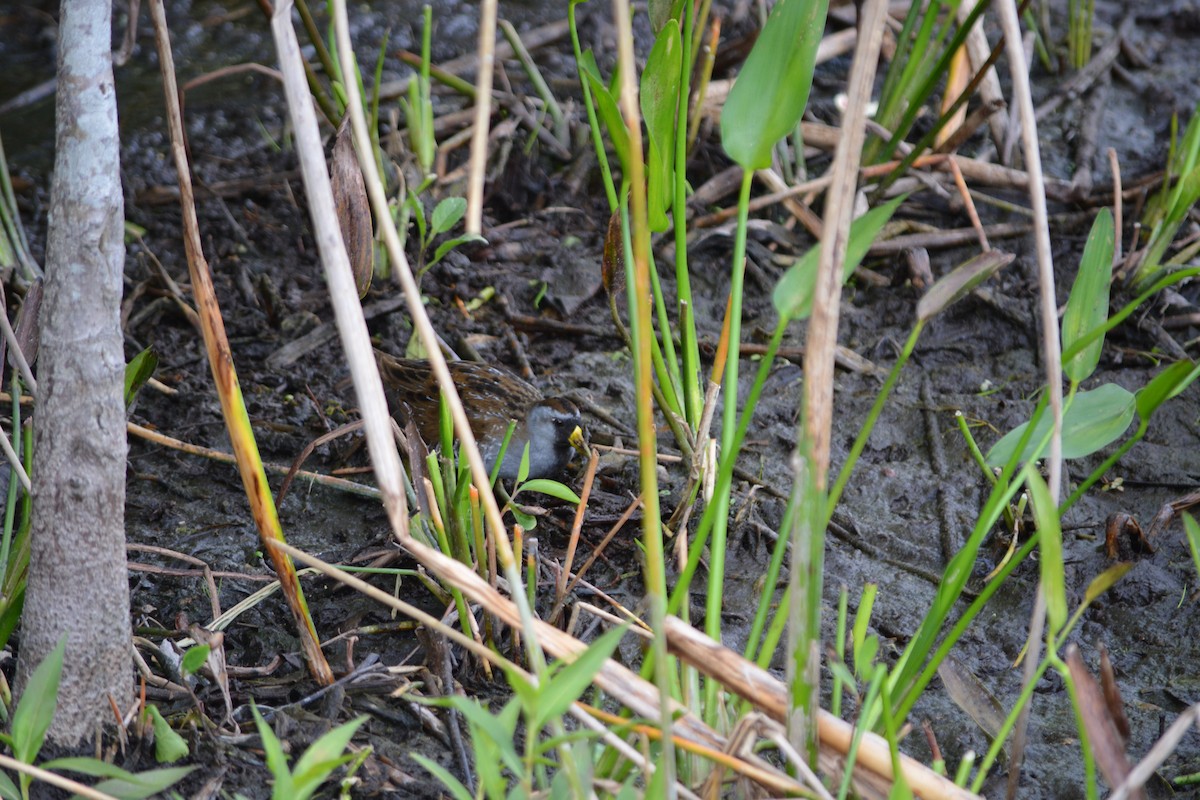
[376,350,587,480]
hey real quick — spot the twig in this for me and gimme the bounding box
[1109,702,1200,800]
[553,447,599,618]
[277,540,700,799]
[792,0,889,756]
[1034,14,1133,122]
[946,156,990,251]
[498,19,566,144]
[378,19,571,100]
[265,292,407,369]
[555,492,641,618]
[0,422,29,494]
[996,2,1063,797]
[0,753,118,800]
[0,285,36,393]
[465,0,498,235]
[1109,148,1123,263]
[128,421,381,499]
[663,617,984,800]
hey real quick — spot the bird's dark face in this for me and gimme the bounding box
[533,397,582,434]
[519,398,587,478]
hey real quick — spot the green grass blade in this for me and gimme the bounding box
[410,754,474,800]
[10,636,64,764]
[773,195,905,320]
[1027,470,1066,638]
[1184,513,1200,582]
[1062,209,1114,384]
[529,625,625,732]
[640,23,682,231]
[721,0,829,169]
[124,347,159,407]
[1135,359,1199,420]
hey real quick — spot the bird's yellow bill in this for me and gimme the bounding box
[568,425,589,458]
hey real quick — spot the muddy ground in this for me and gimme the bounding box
[3,0,1200,797]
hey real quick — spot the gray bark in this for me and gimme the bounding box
[15,0,133,745]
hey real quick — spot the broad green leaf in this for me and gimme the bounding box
[509,504,537,532]
[985,384,1136,467]
[40,756,137,778]
[0,586,26,654]
[462,727,505,797]
[1171,106,1200,177]
[406,192,427,247]
[722,0,829,169]
[504,666,541,721]
[854,635,879,678]
[640,22,682,231]
[773,195,905,321]
[45,758,195,800]
[1026,470,1066,636]
[147,704,189,763]
[1062,553,1135,636]
[580,53,630,174]
[568,741,596,796]
[513,479,582,505]
[430,197,467,237]
[648,0,684,33]
[529,624,626,732]
[291,716,367,799]
[431,234,487,267]
[1062,209,1114,383]
[124,348,158,408]
[410,753,473,800]
[180,644,210,677]
[646,752,668,800]
[550,762,574,798]
[916,250,1013,323]
[827,659,858,693]
[90,767,196,800]
[0,770,16,800]
[433,695,523,775]
[407,74,435,174]
[1135,359,1199,420]
[517,442,531,484]
[11,636,64,763]
[1082,562,1134,606]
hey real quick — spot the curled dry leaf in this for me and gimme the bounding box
[1099,644,1131,742]
[1104,512,1153,560]
[916,249,1014,323]
[12,278,42,370]
[1065,645,1143,800]
[601,208,623,297]
[904,247,933,289]
[330,117,373,298]
[937,653,1006,745]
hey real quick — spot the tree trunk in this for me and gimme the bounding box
[15,0,133,746]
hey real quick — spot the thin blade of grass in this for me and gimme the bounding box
[1061,209,1114,383]
[1026,470,1066,638]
